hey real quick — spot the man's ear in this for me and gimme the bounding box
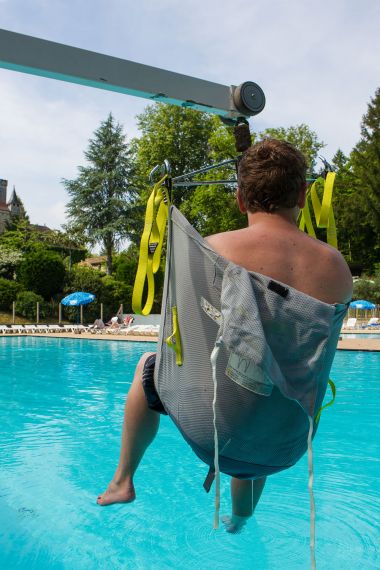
[297,182,307,209]
[236,188,247,213]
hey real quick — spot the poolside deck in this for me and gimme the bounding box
[338,329,380,352]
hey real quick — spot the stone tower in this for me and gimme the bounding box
[0,179,7,203]
[0,179,10,233]
[7,186,24,217]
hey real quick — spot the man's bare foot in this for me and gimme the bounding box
[221,514,249,534]
[97,480,136,506]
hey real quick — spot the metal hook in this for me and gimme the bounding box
[149,164,161,185]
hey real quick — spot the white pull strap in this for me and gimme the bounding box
[307,415,316,570]
[210,336,223,529]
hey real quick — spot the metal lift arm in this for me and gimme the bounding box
[0,29,265,121]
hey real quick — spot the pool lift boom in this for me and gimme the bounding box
[0,28,266,189]
[0,29,264,122]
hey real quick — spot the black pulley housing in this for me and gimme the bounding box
[233,82,265,116]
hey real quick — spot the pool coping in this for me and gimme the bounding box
[3,330,380,351]
[1,332,158,342]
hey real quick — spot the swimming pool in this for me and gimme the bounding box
[0,337,379,569]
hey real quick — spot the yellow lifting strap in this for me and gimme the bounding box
[132,175,170,315]
[298,172,337,248]
[166,306,183,366]
[314,379,336,424]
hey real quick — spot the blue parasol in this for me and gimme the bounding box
[349,299,376,310]
[61,291,96,306]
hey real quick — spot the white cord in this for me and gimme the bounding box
[307,415,316,570]
[210,336,223,529]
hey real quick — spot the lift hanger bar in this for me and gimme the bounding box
[0,29,265,121]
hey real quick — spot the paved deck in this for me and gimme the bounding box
[338,329,380,352]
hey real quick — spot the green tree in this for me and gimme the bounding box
[258,124,325,174]
[134,104,215,206]
[17,250,66,299]
[15,291,45,320]
[180,117,245,234]
[330,149,377,272]
[0,246,24,279]
[0,278,24,310]
[350,88,380,238]
[63,114,138,274]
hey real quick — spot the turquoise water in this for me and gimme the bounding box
[0,337,379,569]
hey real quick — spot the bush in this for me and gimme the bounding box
[17,250,66,299]
[0,278,24,310]
[16,291,45,320]
[63,265,136,323]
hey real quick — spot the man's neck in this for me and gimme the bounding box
[246,207,299,229]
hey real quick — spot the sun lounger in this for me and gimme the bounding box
[10,325,26,334]
[344,318,357,329]
[35,325,49,333]
[124,324,160,336]
[365,317,379,328]
[0,325,12,334]
[24,324,38,333]
[47,324,63,333]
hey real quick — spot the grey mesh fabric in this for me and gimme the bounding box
[154,206,348,479]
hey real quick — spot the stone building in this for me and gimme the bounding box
[0,179,26,233]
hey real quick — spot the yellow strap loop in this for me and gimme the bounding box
[315,379,336,424]
[132,175,170,315]
[166,306,183,365]
[298,173,337,248]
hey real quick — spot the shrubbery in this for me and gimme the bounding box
[15,291,45,320]
[0,278,24,310]
[353,277,380,304]
[17,250,66,299]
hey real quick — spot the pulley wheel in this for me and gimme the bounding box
[233,82,265,116]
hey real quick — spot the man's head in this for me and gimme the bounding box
[237,138,307,214]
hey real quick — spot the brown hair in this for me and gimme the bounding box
[237,138,307,213]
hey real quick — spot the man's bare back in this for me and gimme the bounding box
[207,210,352,306]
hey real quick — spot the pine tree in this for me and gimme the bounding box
[63,114,138,274]
[351,88,380,236]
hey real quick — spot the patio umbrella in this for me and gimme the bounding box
[349,299,376,310]
[61,292,96,306]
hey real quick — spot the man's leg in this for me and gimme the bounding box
[223,476,266,533]
[97,352,159,506]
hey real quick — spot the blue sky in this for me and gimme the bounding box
[0,0,379,230]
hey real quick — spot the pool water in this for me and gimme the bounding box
[0,337,379,569]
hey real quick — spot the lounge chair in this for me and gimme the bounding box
[47,324,63,333]
[364,317,379,328]
[10,325,26,334]
[35,325,49,333]
[0,325,12,334]
[344,318,357,329]
[24,324,38,333]
[71,324,89,333]
[123,324,160,336]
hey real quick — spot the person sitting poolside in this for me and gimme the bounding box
[106,316,120,329]
[123,315,134,327]
[97,138,353,534]
[91,318,105,330]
